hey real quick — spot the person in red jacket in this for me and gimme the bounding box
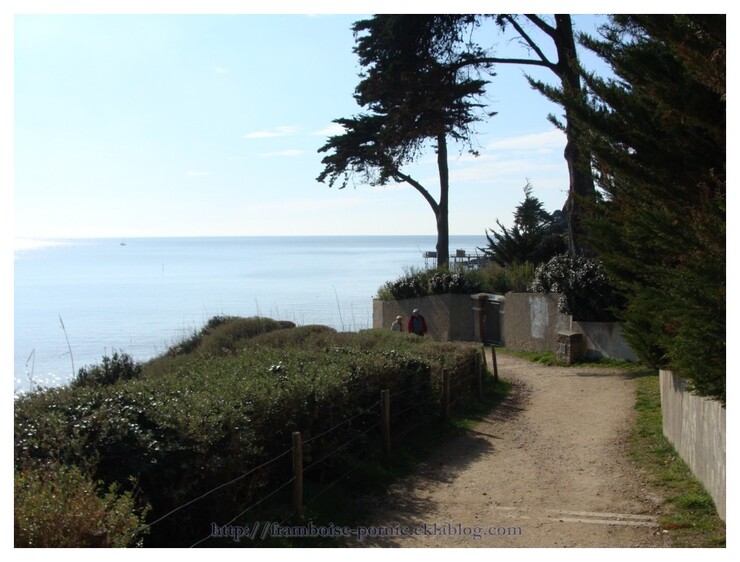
[407,309,428,336]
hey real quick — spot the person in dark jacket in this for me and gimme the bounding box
[407,309,427,336]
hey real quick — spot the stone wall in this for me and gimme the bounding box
[572,321,639,362]
[501,293,571,353]
[374,292,637,362]
[501,293,637,362]
[660,370,726,521]
[372,294,475,341]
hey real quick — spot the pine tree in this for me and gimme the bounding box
[481,182,566,267]
[317,15,492,269]
[577,15,725,401]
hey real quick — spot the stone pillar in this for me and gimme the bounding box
[556,331,584,365]
[471,294,488,343]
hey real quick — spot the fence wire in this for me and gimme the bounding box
[304,420,381,473]
[147,364,484,540]
[303,399,381,446]
[189,477,296,548]
[148,447,293,527]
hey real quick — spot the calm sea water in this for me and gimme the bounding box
[13,235,485,394]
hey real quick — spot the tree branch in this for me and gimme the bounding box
[523,14,558,40]
[504,15,556,67]
[394,171,440,215]
[452,56,555,73]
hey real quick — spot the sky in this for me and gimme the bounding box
[4,4,631,243]
[3,1,733,244]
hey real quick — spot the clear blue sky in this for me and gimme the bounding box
[5,2,726,242]
[6,5,621,242]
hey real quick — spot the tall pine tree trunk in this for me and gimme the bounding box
[554,15,596,257]
[436,132,450,269]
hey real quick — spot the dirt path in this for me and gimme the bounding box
[354,351,670,548]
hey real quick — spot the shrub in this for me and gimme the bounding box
[14,464,149,547]
[528,254,622,321]
[73,351,143,387]
[505,262,536,293]
[427,270,481,295]
[377,268,482,301]
[377,270,429,300]
[15,322,486,546]
[165,316,295,357]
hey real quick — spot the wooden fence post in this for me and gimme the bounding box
[441,369,450,422]
[292,431,303,520]
[476,352,484,402]
[381,389,391,459]
[491,346,499,384]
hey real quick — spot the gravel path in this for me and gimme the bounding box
[353,350,670,548]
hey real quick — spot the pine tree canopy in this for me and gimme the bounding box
[578,15,725,401]
[482,182,567,267]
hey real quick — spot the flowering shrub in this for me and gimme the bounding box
[15,319,486,546]
[377,268,482,301]
[528,254,622,321]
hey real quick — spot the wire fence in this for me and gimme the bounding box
[143,346,492,547]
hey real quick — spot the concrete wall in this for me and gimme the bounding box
[374,292,637,361]
[660,370,726,521]
[501,293,638,362]
[501,293,571,352]
[572,321,639,362]
[373,294,475,341]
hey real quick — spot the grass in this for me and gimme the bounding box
[497,346,646,371]
[630,374,725,547]
[496,347,562,365]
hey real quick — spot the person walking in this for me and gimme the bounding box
[391,315,403,332]
[407,309,427,336]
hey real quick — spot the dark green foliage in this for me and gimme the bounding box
[468,261,536,295]
[481,182,567,267]
[318,15,493,268]
[489,15,597,256]
[528,254,622,321]
[14,318,486,546]
[15,464,149,547]
[576,15,725,400]
[165,316,294,358]
[377,268,482,301]
[73,351,143,388]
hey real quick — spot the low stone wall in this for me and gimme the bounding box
[572,321,639,362]
[374,292,638,362]
[501,293,571,353]
[660,370,726,521]
[501,293,637,362]
[372,294,475,341]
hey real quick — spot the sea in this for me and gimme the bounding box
[13,235,486,394]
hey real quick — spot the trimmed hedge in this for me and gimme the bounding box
[15,317,486,546]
